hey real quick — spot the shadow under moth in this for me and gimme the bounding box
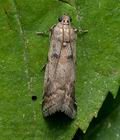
[37,15,87,119]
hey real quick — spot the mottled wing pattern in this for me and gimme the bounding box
[42,15,77,119]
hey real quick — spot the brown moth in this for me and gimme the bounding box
[42,15,77,119]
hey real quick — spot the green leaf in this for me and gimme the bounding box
[91,105,120,140]
[75,0,120,132]
[84,89,120,140]
[0,0,120,140]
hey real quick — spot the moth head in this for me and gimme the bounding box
[58,15,72,25]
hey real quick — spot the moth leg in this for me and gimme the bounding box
[77,28,88,35]
[41,63,47,72]
[74,27,88,35]
[78,29,88,34]
[49,24,56,33]
[36,31,49,37]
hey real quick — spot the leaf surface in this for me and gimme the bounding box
[0,0,120,139]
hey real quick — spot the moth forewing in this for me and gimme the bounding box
[42,15,77,119]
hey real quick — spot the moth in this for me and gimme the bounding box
[37,15,87,119]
